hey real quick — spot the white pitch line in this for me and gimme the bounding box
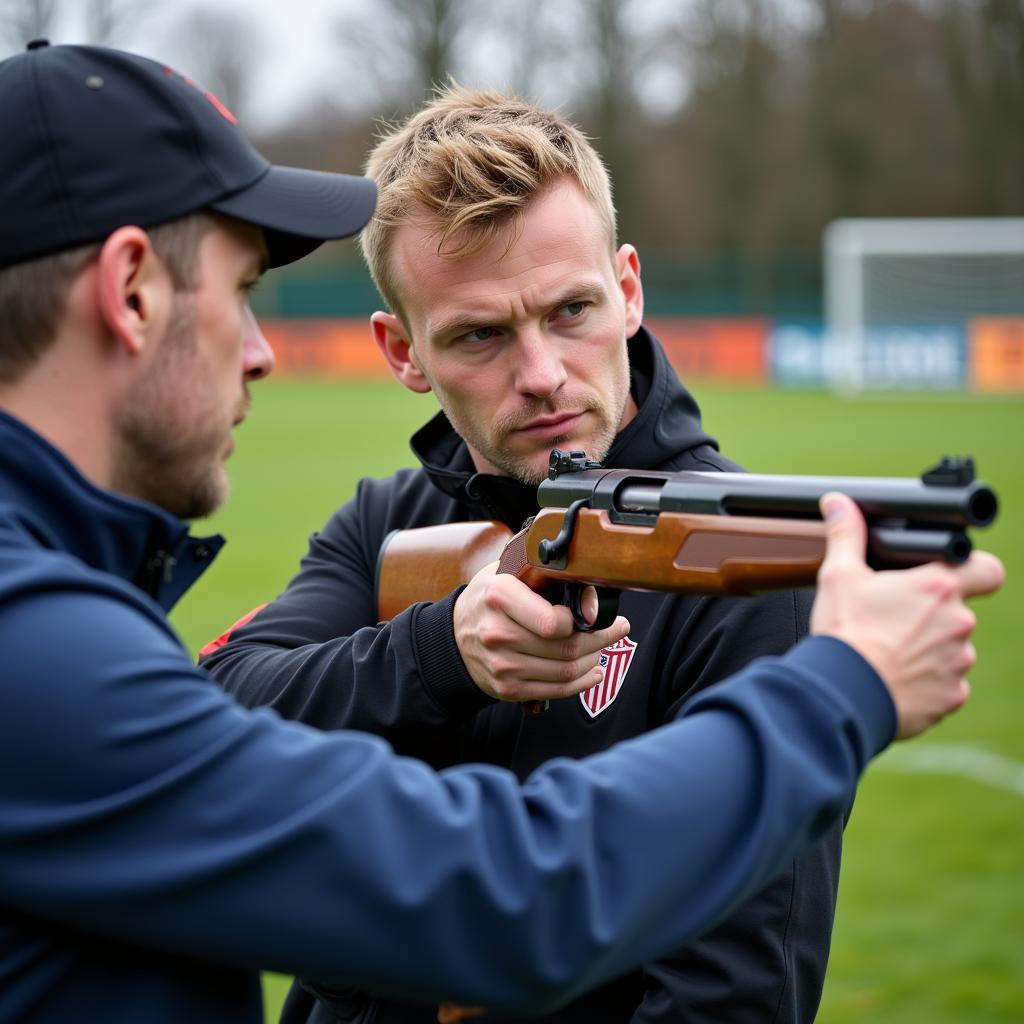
[875,743,1024,797]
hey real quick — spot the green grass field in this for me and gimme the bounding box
[169,378,1024,1024]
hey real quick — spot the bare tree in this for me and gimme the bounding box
[162,7,265,126]
[669,2,784,242]
[585,0,637,175]
[81,0,146,47]
[481,0,576,101]
[940,0,1024,211]
[244,0,1022,314]
[329,0,471,117]
[0,0,59,53]
[1,0,154,56]
[560,0,662,235]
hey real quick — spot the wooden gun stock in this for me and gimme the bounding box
[376,521,512,621]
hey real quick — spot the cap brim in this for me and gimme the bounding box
[210,165,377,268]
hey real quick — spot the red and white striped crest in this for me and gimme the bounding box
[580,636,638,718]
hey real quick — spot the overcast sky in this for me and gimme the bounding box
[142,0,366,130]
[10,0,820,132]
[6,0,377,130]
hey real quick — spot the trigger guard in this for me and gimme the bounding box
[565,584,620,632]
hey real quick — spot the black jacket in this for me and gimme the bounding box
[204,327,840,1024]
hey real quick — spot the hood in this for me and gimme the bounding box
[408,326,719,530]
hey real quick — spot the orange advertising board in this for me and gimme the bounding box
[259,319,387,376]
[260,316,772,383]
[970,318,1024,392]
[644,317,769,383]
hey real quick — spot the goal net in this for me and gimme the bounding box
[823,218,1024,392]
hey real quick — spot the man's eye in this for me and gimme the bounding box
[463,327,497,343]
[559,301,586,317]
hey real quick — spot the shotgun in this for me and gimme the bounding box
[376,450,997,711]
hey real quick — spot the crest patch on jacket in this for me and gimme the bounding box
[580,636,637,718]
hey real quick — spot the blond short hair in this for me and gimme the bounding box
[359,85,617,318]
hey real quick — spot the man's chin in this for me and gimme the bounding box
[482,426,605,485]
[504,442,582,485]
[514,451,569,486]
[168,465,231,522]
[529,433,603,471]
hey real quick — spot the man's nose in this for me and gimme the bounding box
[242,305,275,381]
[515,330,567,399]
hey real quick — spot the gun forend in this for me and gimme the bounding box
[515,507,974,599]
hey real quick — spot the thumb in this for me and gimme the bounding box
[818,491,868,574]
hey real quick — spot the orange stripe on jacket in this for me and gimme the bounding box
[198,603,268,661]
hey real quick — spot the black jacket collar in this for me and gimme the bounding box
[408,326,719,530]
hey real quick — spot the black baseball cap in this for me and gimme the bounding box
[0,41,377,269]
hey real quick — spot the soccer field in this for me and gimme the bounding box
[169,378,1024,1024]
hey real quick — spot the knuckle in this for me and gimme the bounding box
[536,610,564,639]
[958,643,977,673]
[925,567,957,599]
[560,635,582,661]
[478,624,510,650]
[557,660,581,684]
[481,585,506,612]
[954,607,977,637]
[496,684,526,702]
[816,563,844,590]
[494,680,524,700]
[487,655,515,679]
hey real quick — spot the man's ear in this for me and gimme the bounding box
[616,244,644,339]
[96,226,170,356]
[370,311,432,394]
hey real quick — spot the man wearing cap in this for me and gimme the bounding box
[0,42,1003,1024]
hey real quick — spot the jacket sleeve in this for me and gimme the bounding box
[201,490,492,759]
[0,582,894,1014]
[630,588,839,1024]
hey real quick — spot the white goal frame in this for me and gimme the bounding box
[823,217,1024,392]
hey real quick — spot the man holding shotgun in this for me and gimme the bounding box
[203,88,999,1024]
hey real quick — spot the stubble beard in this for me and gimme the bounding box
[466,405,623,486]
[112,294,236,521]
[438,355,632,486]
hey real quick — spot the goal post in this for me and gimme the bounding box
[823,218,1024,393]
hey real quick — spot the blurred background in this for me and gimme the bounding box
[4,2,1021,1022]
[3,0,1022,332]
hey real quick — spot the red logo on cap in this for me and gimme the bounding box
[163,66,238,125]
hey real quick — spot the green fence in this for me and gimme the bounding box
[252,253,823,320]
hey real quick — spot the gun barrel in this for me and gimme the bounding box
[868,527,972,566]
[540,468,997,530]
